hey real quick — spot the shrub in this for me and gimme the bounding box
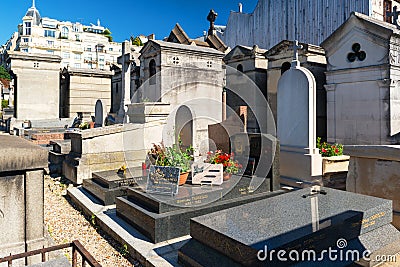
[1,99,8,109]
[317,137,343,157]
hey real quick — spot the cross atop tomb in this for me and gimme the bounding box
[387,6,400,28]
[291,40,303,68]
[207,9,218,35]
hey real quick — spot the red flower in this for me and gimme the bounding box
[335,149,339,154]
[322,148,327,153]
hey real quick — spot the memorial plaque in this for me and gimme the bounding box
[191,163,223,185]
[146,166,180,195]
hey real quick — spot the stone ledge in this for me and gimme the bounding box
[344,145,400,161]
[68,124,140,139]
[0,135,48,172]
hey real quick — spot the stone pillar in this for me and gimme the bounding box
[117,41,132,121]
[0,135,48,266]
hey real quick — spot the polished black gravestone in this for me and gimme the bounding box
[179,187,400,267]
[115,139,281,243]
[82,167,144,205]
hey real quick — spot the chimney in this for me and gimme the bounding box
[238,3,243,13]
[147,34,155,40]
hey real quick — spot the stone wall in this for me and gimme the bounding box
[0,135,48,266]
[346,145,400,229]
[60,68,112,118]
[7,52,61,120]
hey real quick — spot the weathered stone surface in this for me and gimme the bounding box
[321,13,400,145]
[346,145,400,229]
[0,135,48,172]
[0,135,47,266]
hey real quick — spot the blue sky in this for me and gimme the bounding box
[0,0,258,45]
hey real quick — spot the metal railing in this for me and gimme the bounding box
[0,240,101,267]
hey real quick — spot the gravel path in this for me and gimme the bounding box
[44,175,140,267]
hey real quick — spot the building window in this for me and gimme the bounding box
[24,22,31,35]
[47,40,54,46]
[61,26,69,39]
[172,57,180,65]
[22,38,29,43]
[22,48,29,53]
[44,30,55,38]
[73,24,80,32]
[149,59,156,85]
[87,63,93,69]
[109,47,113,52]
[207,61,212,68]
[237,64,243,72]
[74,63,81,68]
[99,56,105,62]
[74,53,81,60]
[86,47,92,52]
[63,52,70,59]
[99,64,105,70]
[75,34,80,41]
[96,45,104,52]
[47,50,54,55]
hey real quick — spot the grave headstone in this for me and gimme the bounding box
[277,40,322,187]
[94,99,105,128]
[179,187,400,266]
[145,166,180,195]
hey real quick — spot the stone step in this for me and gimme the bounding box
[184,187,393,266]
[116,190,285,243]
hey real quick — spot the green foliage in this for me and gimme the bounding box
[119,244,129,257]
[317,137,343,157]
[106,35,113,42]
[131,36,143,46]
[1,100,8,109]
[148,141,194,173]
[90,214,96,226]
[103,28,111,35]
[0,65,11,81]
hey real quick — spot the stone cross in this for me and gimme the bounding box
[387,6,400,27]
[117,41,132,121]
[207,9,218,35]
[292,40,303,68]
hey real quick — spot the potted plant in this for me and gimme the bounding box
[147,143,194,185]
[205,150,242,181]
[317,137,350,187]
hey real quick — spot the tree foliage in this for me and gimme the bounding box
[0,65,10,81]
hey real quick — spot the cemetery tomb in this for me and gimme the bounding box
[115,137,281,243]
[179,187,400,266]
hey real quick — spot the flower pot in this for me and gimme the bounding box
[223,172,232,181]
[179,172,190,186]
[89,121,95,129]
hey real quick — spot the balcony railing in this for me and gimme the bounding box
[0,240,101,267]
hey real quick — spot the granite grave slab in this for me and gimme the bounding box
[82,167,144,205]
[179,187,399,266]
